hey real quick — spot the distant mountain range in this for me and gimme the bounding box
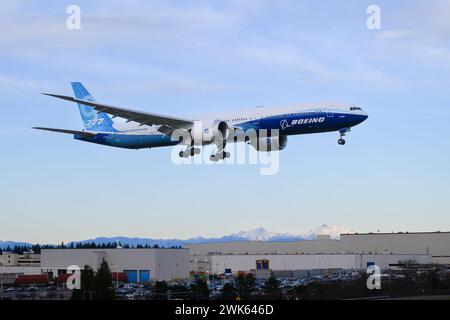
[0,241,33,249]
[0,224,354,249]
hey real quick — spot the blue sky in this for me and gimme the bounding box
[0,0,449,243]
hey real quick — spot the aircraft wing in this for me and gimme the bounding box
[32,127,98,138]
[43,93,193,135]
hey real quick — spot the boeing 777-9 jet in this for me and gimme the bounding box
[34,82,368,161]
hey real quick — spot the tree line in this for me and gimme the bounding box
[0,243,183,255]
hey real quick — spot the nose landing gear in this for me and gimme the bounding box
[338,128,350,145]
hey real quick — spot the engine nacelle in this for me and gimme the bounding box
[249,135,288,152]
[191,120,229,146]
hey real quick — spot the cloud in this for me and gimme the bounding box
[413,46,450,70]
[235,42,335,81]
[376,30,414,41]
[0,2,240,54]
[0,0,448,96]
[369,1,450,76]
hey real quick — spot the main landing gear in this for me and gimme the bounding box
[210,140,230,162]
[178,144,231,161]
[338,128,350,145]
[210,150,231,162]
[179,147,201,158]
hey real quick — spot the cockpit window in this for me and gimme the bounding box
[350,107,362,111]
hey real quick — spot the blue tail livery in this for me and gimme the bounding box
[71,82,115,132]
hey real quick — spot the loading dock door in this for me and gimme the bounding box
[139,270,150,283]
[124,270,138,283]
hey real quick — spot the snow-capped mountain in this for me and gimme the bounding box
[303,224,355,240]
[0,225,354,249]
[231,227,287,241]
[229,225,353,241]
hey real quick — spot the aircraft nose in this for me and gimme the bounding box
[362,112,368,121]
[353,111,368,125]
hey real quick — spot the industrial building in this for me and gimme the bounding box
[1,231,449,284]
[40,248,190,282]
[339,232,450,264]
[0,252,42,285]
[191,253,432,276]
[0,252,40,267]
[187,231,450,263]
[187,231,450,275]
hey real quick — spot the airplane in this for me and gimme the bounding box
[34,82,368,161]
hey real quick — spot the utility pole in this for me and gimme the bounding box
[116,265,119,288]
[0,266,4,294]
[111,264,119,288]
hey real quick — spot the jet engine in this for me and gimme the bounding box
[191,120,229,146]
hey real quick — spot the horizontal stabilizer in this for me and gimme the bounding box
[32,127,97,138]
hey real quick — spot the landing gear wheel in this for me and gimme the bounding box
[210,151,230,161]
[338,139,346,145]
[180,147,201,158]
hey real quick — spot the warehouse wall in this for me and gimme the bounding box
[186,239,341,256]
[0,266,42,275]
[41,249,189,281]
[187,232,450,264]
[209,254,358,274]
[154,249,190,281]
[340,233,450,256]
[199,254,432,274]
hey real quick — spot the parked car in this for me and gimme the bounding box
[26,286,38,292]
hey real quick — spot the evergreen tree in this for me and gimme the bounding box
[222,283,238,300]
[190,278,210,300]
[95,259,115,300]
[170,284,190,300]
[236,273,256,299]
[263,275,281,298]
[153,281,169,300]
[71,265,96,300]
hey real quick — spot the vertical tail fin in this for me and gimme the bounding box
[71,82,115,132]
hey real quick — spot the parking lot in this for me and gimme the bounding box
[0,271,362,300]
[0,285,72,300]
